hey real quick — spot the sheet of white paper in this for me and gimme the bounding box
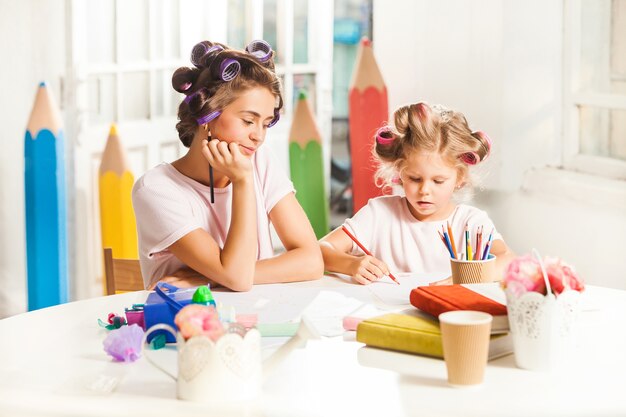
[367,272,448,306]
[213,284,318,324]
[301,291,365,337]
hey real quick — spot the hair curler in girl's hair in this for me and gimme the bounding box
[184,88,205,104]
[196,110,222,126]
[267,109,280,128]
[472,130,492,160]
[375,126,395,146]
[245,39,273,62]
[180,82,192,92]
[190,42,209,67]
[459,151,481,165]
[414,102,430,121]
[219,58,241,81]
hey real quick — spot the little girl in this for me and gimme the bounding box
[320,102,514,285]
[133,40,323,291]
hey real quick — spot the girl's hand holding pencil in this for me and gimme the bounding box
[341,226,400,285]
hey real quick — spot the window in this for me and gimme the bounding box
[563,0,626,179]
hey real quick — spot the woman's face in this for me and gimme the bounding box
[400,150,462,221]
[208,87,276,157]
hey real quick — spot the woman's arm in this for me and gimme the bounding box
[166,141,258,291]
[253,193,323,283]
[319,227,390,285]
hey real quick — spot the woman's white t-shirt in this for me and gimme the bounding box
[132,146,294,288]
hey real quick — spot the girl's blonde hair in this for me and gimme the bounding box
[373,102,491,192]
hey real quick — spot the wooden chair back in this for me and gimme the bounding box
[103,248,144,295]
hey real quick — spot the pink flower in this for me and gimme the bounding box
[503,254,584,296]
[174,304,225,342]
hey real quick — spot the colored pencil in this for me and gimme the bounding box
[442,226,455,259]
[341,226,400,285]
[465,223,473,261]
[348,37,387,214]
[475,226,483,263]
[446,221,458,259]
[437,229,453,258]
[209,165,214,203]
[99,124,138,264]
[25,82,68,310]
[482,228,494,260]
[288,90,329,238]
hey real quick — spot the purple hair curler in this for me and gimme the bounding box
[181,82,192,92]
[219,58,241,82]
[267,109,280,128]
[207,44,224,54]
[459,151,480,165]
[184,88,205,104]
[245,39,273,62]
[196,110,222,125]
[375,126,395,146]
[191,42,209,67]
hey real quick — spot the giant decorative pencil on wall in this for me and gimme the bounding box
[289,90,329,239]
[99,124,138,264]
[349,37,388,214]
[24,82,68,310]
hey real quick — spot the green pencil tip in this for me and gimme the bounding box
[298,90,308,100]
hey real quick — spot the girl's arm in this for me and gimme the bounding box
[489,239,516,280]
[253,193,323,283]
[319,227,390,285]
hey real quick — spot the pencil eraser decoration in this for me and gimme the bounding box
[343,316,366,331]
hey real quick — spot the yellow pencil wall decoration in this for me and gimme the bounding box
[98,124,138,262]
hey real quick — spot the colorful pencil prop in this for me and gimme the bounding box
[99,124,138,264]
[348,37,387,214]
[24,82,68,310]
[288,90,329,238]
[341,226,400,285]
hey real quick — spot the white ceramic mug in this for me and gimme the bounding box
[143,324,262,403]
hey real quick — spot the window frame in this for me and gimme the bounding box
[562,0,626,180]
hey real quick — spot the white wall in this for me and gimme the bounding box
[373,0,626,289]
[0,0,66,317]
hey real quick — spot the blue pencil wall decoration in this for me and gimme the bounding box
[24,82,68,310]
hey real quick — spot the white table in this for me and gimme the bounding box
[1,277,625,417]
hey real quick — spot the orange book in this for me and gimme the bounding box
[348,37,387,214]
[410,284,509,333]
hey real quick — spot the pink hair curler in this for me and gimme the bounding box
[375,126,395,146]
[459,151,480,165]
[472,130,492,160]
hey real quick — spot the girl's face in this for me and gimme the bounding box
[400,150,462,222]
[208,87,276,157]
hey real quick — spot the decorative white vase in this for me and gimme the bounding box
[505,288,580,371]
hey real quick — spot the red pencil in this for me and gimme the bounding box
[341,226,400,285]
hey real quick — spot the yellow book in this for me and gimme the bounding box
[356,313,512,360]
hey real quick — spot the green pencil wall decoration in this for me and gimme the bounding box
[288,90,329,239]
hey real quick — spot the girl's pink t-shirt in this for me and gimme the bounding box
[343,195,503,275]
[132,146,294,288]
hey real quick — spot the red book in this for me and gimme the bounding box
[410,284,509,333]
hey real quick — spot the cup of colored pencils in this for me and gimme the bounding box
[438,223,497,284]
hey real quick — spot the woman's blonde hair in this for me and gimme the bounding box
[373,102,491,192]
